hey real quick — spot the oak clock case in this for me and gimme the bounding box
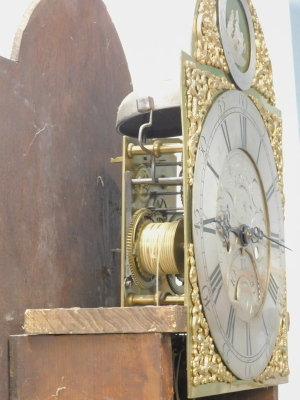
[192,90,285,380]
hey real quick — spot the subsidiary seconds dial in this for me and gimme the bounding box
[192,90,286,380]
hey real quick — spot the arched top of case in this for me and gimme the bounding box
[10,0,41,61]
[0,0,132,396]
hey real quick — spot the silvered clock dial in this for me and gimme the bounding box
[192,90,286,380]
[218,0,256,90]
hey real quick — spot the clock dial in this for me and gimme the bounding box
[218,0,256,90]
[192,90,285,380]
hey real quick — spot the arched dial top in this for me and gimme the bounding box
[218,0,256,90]
[192,90,285,380]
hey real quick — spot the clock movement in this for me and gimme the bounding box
[113,0,289,397]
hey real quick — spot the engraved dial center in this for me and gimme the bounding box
[216,148,269,321]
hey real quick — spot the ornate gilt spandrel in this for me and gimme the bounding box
[188,243,236,386]
[249,95,285,210]
[248,0,276,105]
[184,59,234,186]
[255,283,290,383]
[192,0,229,73]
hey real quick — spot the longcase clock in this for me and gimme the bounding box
[114,0,289,397]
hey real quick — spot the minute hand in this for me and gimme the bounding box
[251,227,292,251]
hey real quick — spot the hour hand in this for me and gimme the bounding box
[214,216,230,242]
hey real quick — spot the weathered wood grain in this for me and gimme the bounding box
[24,305,187,334]
[0,0,131,398]
[10,333,174,400]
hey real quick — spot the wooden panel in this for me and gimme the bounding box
[0,0,131,398]
[9,333,174,400]
[24,305,187,334]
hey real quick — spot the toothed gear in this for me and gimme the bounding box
[134,164,151,203]
[126,208,156,289]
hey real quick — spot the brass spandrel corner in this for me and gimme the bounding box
[248,0,276,106]
[193,0,229,73]
[249,95,285,211]
[192,0,276,105]
[254,283,290,383]
[184,60,234,186]
[188,243,237,385]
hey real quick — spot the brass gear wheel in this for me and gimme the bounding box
[134,164,151,203]
[126,208,156,289]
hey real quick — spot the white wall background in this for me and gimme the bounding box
[0,1,299,399]
[290,0,300,139]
